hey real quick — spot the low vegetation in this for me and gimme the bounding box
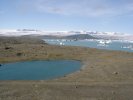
[0,36,133,100]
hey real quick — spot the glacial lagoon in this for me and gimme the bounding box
[0,60,81,80]
[44,39,133,52]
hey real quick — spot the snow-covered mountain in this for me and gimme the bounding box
[88,31,133,41]
[0,29,133,40]
[0,29,70,36]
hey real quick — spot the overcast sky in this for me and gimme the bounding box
[0,0,133,34]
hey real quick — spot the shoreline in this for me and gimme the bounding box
[0,38,133,82]
[0,36,133,100]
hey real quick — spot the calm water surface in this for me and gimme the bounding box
[0,60,81,80]
[44,39,133,52]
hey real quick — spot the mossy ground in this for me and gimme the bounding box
[0,37,133,100]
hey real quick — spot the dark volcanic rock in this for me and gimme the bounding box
[5,47,13,50]
[16,53,23,56]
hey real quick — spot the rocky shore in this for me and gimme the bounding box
[0,36,133,100]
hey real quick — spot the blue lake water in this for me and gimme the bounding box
[0,60,81,80]
[44,39,133,52]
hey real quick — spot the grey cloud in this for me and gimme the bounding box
[34,0,112,16]
[18,0,133,17]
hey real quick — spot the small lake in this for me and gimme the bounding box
[44,39,133,52]
[0,60,81,80]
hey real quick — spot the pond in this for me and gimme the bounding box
[0,60,81,80]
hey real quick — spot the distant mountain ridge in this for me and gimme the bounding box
[22,34,97,40]
[63,34,97,40]
[0,29,133,40]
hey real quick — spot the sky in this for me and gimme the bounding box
[0,0,133,34]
